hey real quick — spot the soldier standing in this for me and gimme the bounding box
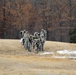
[24,31,30,50]
[40,35,45,51]
[33,32,42,53]
[22,30,26,45]
[28,35,33,52]
[32,32,38,49]
[20,30,26,45]
[40,29,47,51]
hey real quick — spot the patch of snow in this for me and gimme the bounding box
[68,56,76,59]
[39,52,54,55]
[57,50,76,55]
[52,56,66,58]
[52,56,76,59]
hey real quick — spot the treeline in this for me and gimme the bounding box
[0,0,76,42]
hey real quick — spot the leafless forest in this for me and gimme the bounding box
[0,0,76,42]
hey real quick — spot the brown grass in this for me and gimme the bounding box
[0,39,76,55]
[0,39,76,75]
[44,41,76,52]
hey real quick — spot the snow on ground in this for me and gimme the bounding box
[55,50,76,59]
[57,50,76,55]
[39,50,76,59]
[52,56,76,59]
[39,52,54,55]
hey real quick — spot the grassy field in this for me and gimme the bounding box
[0,39,76,75]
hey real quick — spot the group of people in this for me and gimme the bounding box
[20,29,47,53]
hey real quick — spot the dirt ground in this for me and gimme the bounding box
[0,39,76,75]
